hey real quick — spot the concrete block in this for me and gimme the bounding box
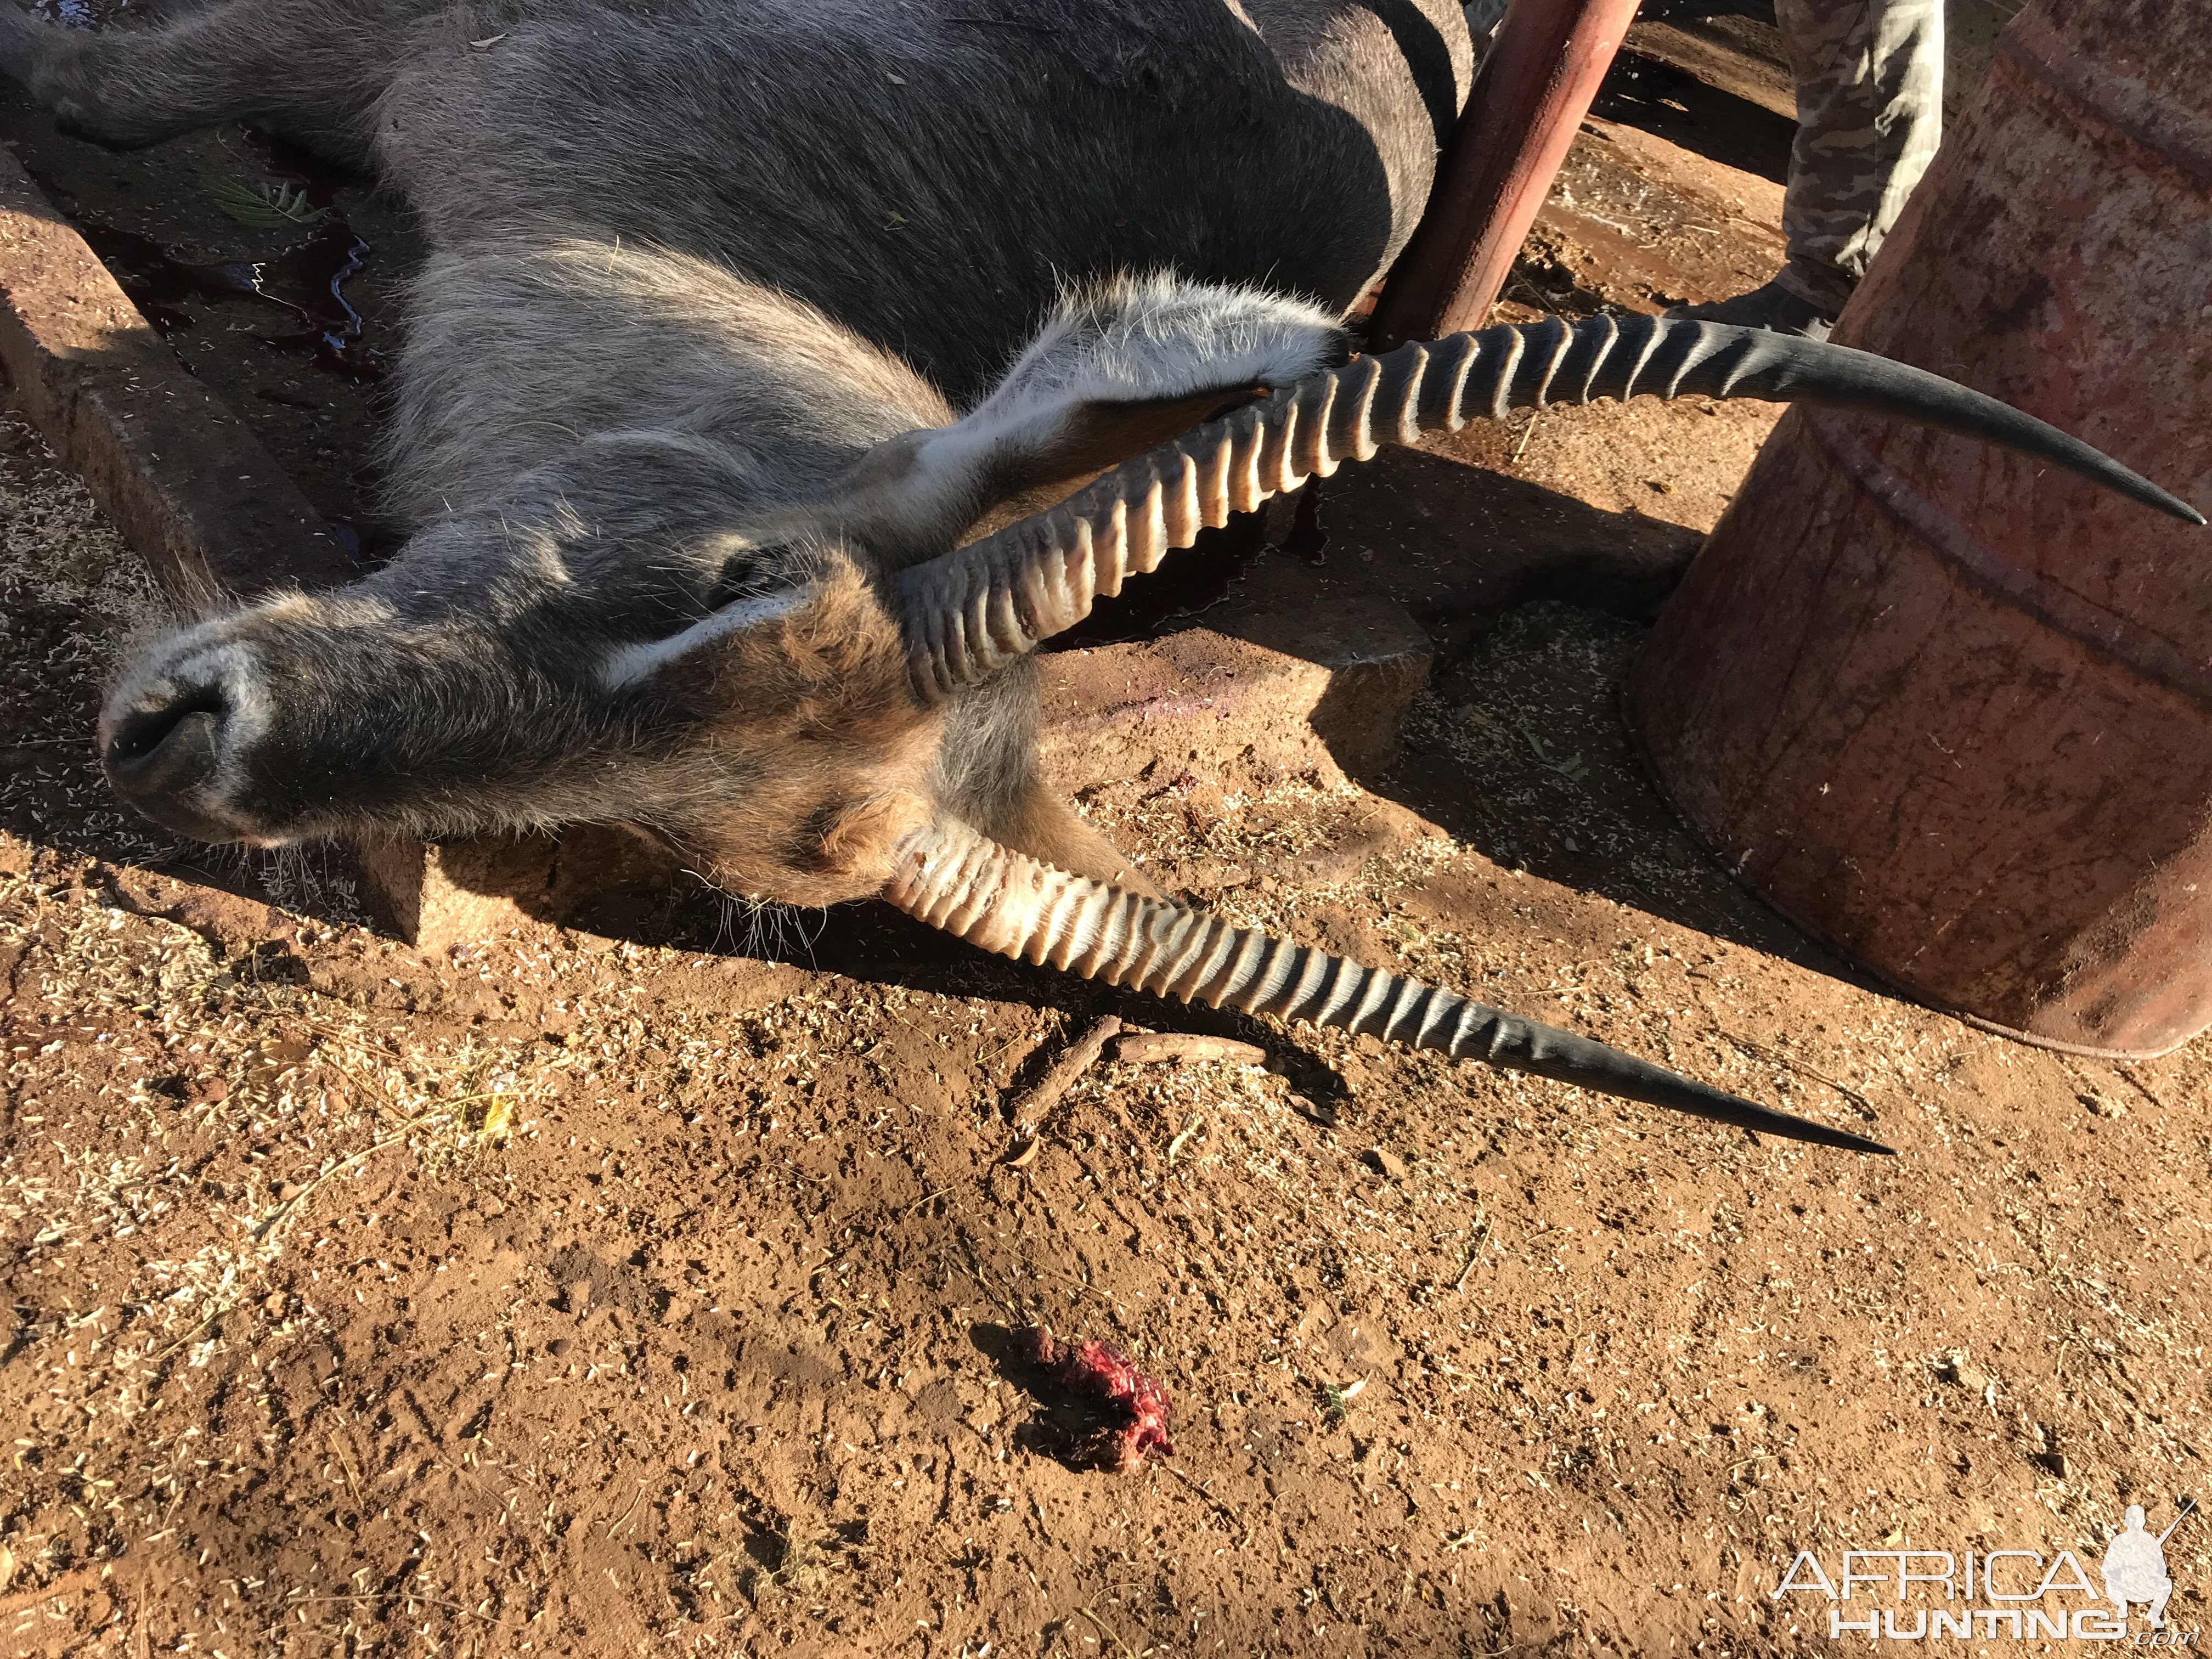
[0,143,420,933]
[1039,543,1435,795]
[0,141,355,597]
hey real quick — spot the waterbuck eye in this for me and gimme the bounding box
[706,551,786,611]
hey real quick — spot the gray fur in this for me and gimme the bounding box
[2,0,1472,893]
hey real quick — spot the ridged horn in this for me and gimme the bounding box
[883,816,1893,1155]
[897,314,2204,700]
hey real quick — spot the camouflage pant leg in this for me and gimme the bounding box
[1774,0,1944,303]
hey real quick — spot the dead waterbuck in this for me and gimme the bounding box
[5,0,2198,1153]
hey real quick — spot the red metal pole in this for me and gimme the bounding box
[1369,0,1643,349]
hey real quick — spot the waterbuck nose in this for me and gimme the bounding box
[99,685,239,842]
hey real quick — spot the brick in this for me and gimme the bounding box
[1039,545,1435,795]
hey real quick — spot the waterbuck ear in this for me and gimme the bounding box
[596,587,815,693]
[595,560,911,708]
[839,274,1345,560]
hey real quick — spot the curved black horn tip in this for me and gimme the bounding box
[2125,479,2207,526]
[1739,1107,1897,1158]
[1516,1020,1894,1154]
[1658,1079,1894,1155]
[1611,1064,1894,1153]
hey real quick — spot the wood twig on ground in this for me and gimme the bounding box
[1110,1031,1266,1066]
[1454,1221,1491,1292]
[1003,1015,1121,1163]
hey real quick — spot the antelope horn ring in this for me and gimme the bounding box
[884,816,1892,1154]
[897,314,2199,697]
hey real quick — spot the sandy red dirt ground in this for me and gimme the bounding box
[4,5,2207,1650]
[5,387,2208,1657]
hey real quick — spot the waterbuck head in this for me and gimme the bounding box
[98,266,1344,906]
[98,257,2200,1153]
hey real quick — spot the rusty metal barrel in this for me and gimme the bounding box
[1626,0,2212,1058]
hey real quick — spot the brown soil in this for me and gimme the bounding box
[8,393,2211,1657]
[4,10,2209,1658]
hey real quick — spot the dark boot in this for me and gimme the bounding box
[1666,262,1849,341]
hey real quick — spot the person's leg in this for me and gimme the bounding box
[1669,0,1943,337]
[1776,0,1944,301]
[2147,1581,2172,1628]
